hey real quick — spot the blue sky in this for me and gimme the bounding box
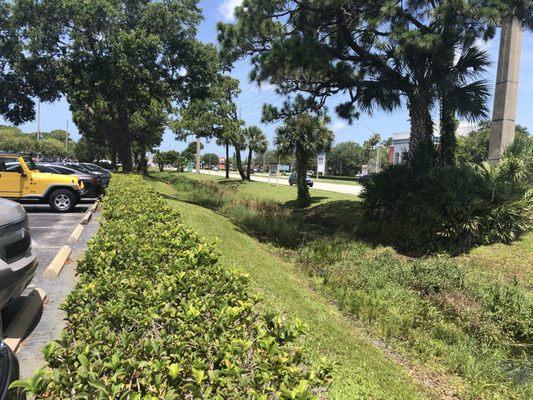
[3,0,533,157]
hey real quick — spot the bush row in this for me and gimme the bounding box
[298,237,533,399]
[15,175,331,399]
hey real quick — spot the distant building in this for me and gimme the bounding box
[389,122,479,165]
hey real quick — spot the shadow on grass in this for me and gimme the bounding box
[149,171,366,249]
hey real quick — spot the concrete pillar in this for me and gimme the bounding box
[488,16,522,163]
[195,136,201,173]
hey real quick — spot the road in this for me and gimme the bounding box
[199,169,364,196]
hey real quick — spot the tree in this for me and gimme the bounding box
[273,106,333,207]
[181,141,203,163]
[0,1,60,125]
[22,0,217,172]
[202,153,220,169]
[38,138,67,159]
[154,150,180,172]
[328,142,364,176]
[0,125,35,153]
[243,126,268,179]
[457,123,530,164]
[218,0,500,169]
[174,75,244,179]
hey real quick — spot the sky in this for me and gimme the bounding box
[3,0,533,157]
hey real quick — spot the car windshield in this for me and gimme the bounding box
[0,156,37,172]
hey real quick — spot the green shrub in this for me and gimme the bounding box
[361,159,532,255]
[13,175,331,398]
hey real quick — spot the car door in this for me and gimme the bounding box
[0,160,23,198]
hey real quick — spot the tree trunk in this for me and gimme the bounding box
[158,163,164,172]
[140,146,148,176]
[439,94,458,165]
[408,96,435,168]
[225,143,230,179]
[234,146,246,179]
[295,142,311,207]
[115,120,133,173]
[246,147,253,180]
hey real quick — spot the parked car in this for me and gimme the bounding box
[61,163,110,188]
[0,198,38,310]
[288,173,314,187]
[0,333,21,400]
[0,154,83,212]
[355,174,372,183]
[36,164,104,198]
[80,163,111,187]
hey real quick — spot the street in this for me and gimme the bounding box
[199,169,364,196]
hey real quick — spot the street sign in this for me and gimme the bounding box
[317,153,326,176]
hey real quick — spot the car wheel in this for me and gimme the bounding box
[49,189,76,212]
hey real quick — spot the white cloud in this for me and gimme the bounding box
[219,0,243,21]
[329,120,347,131]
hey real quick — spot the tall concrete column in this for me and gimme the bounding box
[488,16,522,163]
[195,136,201,173]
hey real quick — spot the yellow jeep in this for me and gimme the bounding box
[0,154,84,212]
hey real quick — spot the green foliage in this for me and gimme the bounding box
[219,0,496,166]
[12,175,331,398]
[274,110,334,206]
[0,124,75,158]
[457,123,531,164]
[328,142,365,176]
[360,158,532,255]
[20,0,217,171]
[297,237,533,399]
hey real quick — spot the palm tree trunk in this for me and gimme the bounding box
[246,148,253,180]
[295,142,311,207]
[408,96,435,168]
[225,142,230,179]
[234,146,246,179]
[439,94,458,165]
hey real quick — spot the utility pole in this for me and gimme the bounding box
[65,120,69,151]
[36,101,41,142]
[195,136,201,173]
[488,16,523,164]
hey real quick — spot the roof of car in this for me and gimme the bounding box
[0,152,21,157]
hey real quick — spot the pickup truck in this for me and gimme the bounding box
[0,153,83,212]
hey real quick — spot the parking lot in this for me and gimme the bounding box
[2,199,100,378]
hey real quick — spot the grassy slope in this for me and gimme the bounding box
[149,179,427,400]
[180,172,533,287]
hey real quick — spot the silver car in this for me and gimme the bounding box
[0,199,38,309]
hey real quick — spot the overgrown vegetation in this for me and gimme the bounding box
[361,155,532,255]
[13,175,331,398]
[297,237,533,399]
[151,172,533,399]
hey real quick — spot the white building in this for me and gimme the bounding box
[390,122,479,165]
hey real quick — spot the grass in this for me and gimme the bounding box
[147,177,428,399]
[148,172,532,399]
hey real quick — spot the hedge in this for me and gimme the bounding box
[13,175,331,399]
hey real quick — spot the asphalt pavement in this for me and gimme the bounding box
[199,169,364,196]
[2,199,100,378]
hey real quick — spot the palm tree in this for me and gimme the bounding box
[243,126,268,180]
[275,113,333,207]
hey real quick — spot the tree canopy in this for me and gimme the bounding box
[217,0,528,167]
[17,0,217,172]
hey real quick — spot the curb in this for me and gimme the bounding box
[81,200,100,225]
[4,288,47,353]
[43,245,72,278]
[67,224,85,244]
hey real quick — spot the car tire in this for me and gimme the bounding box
[49,189,76,212]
